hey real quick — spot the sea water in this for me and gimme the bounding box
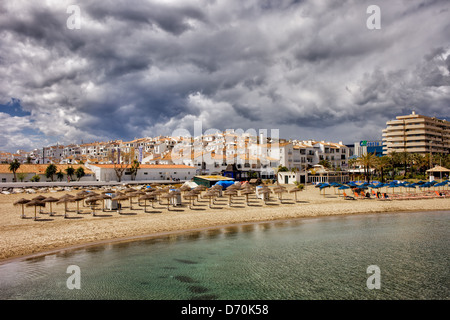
[0,211,448,300]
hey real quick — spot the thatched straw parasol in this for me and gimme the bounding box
[240,188,254,205]
[123,187,137,194]
[139,193,156,212]
[85,196,102,216]
[223,189,238,206]
[273,185,287,202]
[160,192,173,211]
[32,195,47,213]
[258,187,272,204]
[56,196,73,218]
[97,193,112,211]
[113,194,130,214]
[26,199,45,221]
[184,190,198,209]
[130,190,146,208]
[289,186,304,202]
[202,190,217,208]
[42,196,59,216]
[14,198,30,219]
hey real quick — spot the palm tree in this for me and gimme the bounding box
[56,170,64,182]
[65,166,75,181]
[9,159,21,182]
[45,164,57,181]
[374,156,391,183]
[358,152,377,183]
[75,167,85,181]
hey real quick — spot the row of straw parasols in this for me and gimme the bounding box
[14,183,306,220]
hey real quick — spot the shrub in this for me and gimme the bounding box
[30,175,41,182]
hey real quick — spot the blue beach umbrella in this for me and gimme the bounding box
[315,183,324,188]
[319,183,331,195]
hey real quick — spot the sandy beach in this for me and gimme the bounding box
[1,184,449,263]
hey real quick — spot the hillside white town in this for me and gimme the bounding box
[0,130,352,184]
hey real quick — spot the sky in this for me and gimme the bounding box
[0,0,449,153]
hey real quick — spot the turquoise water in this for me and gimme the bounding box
[0,211,448,300]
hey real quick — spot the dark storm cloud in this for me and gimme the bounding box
[0,0,449,151]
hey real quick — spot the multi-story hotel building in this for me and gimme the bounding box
[382,111,450,155]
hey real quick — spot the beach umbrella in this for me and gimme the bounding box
[223,189,237,206]
[95,194,112,211]
[85,196,102,216]
[69,195,86,214]
[101,189,115,194]
[160,193,174,211]
[152,188,166,203]
[202,190,217,208]
[113,194,130,214]
[289,186,303,202]
[337,185,350,196]
[14,198,30,219]
[32,195,47,213]
[26,199,45,221]
[42,196,59,216]
[56,195,73,218]
[240,188,254,206]
[273,185,287,202]
[184,190,198,209]
[139,193,156,212]
[330,182,342,194]
[258,187,272,205]
[128,190,145,209]
[319,183,331,196]
[76,190,91,197]
[32,195,46,201]
[123,187,137,193]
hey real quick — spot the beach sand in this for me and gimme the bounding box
[1,185,449,263]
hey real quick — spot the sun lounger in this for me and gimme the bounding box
[343,192,356,200]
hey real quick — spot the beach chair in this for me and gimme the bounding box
[435,191,445,198]
[343,192,356,200]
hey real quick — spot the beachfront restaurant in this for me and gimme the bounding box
[307,165,350,184]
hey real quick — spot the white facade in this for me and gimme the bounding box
[87,164,196,182]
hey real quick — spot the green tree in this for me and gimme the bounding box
[318,159,331,169]
[374,156,391,183]
[65,166,75,181]
[358,152,377,183]
[130,160,140,181]
[45,164,57,181]
[16,172,27,182]
[9,159,21,182]
[56,170,64,182]
[75,167,85,181]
